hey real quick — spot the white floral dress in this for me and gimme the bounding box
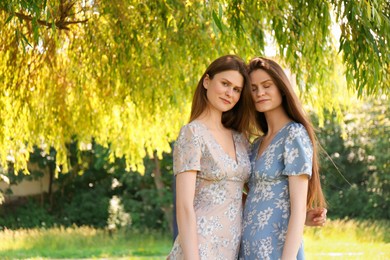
[239,122,312,260]
[168,121,250,260]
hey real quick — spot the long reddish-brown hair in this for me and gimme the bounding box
[189,55,255,134]
[248,57,326,209]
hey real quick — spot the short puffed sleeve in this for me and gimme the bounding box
[173,124,202,175]
[282,123,313,178]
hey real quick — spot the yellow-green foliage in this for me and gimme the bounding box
[1,1,389,174]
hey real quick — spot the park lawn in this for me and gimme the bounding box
[305,234,390,259]
[0,219,389,259]
[304,219,390,259]
[0,226,171,259]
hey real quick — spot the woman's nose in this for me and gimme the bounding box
[225,87,233,96]
[256,88,265,96]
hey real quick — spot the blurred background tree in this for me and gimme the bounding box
[0,96,388,231]
[0,0,388,173]
[316,95,389,220]
[0,0,389,230]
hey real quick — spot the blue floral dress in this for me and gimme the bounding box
[239,122,312,260]
[168,120,251,260]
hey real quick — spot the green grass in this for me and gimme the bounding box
[0,219,389,259]
[304,219,390,259]
[0,226,171,259]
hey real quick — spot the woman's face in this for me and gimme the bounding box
[203,70,243,113]
[250,69,283,113]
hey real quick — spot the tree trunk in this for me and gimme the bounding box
[48,161,55,210]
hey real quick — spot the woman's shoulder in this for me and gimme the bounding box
[180,120,205,132]
[287,121,304,129]
[284,122,311,145]
[286,122,308,135]
[177,121,207,140]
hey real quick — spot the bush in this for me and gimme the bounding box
[0,199,55,229]
[0,141,173,231]
[314,97,389,220]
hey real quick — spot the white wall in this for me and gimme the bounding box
[0,163,52,201]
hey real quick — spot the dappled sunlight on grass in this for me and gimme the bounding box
[0,226,171,258]
[304,219,390,259]
[0,219,389,259]
[305,219,389,242]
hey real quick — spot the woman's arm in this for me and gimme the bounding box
[282,175,309,260]
[176,171,200,260]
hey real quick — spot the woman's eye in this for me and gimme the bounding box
[251,87,257,91]
[234,88,241,93]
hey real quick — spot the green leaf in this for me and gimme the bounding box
[212,10,223,33]
[4,15,14,24]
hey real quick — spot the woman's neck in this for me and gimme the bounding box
[264,109,291,136]
[197,108,225,131]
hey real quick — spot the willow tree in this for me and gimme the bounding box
[0,0,389,174]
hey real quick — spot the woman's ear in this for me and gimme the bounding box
[203,74,210,89]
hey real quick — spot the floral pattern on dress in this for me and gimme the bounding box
[239,122,312,260]
[168,121,250,260]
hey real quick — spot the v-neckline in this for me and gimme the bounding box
[256,121,293,160]
[194,120,238,164]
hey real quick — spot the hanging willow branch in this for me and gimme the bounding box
[1,0,88,30]
[0,0,389,174]
[13,11,88,30]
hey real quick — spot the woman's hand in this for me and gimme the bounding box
[305,208,327,226]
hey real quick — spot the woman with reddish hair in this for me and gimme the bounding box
[239,57,327,260]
